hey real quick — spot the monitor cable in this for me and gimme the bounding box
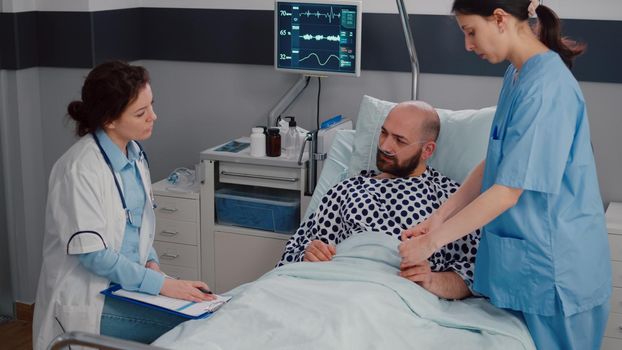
[316,77,322,130]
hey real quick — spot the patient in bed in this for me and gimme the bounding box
[277,101,480,300]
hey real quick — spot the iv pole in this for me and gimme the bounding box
[396,0,420,100]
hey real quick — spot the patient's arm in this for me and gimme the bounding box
[425,271,471,299]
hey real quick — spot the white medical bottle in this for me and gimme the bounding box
[250,127,266,157]
[284,117,300,159]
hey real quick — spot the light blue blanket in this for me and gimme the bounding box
[154,232,535,350]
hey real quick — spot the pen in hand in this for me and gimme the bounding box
[198,287,213,295]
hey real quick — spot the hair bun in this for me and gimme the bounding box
[67,100,86,121]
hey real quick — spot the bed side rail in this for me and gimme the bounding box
[47,331,169,350]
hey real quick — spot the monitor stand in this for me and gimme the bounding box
[267,74,311,127]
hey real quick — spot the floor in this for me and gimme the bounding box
[0,319,32,350]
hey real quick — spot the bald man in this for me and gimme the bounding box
[277,101,481,300]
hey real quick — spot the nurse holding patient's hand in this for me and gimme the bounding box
[33,61,215,349]
[398,1,611,349]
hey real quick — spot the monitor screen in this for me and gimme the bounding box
[275,1,362,77]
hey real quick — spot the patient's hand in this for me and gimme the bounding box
[399,260,433,290]
[160,279,217,302]
[303,240,336,262]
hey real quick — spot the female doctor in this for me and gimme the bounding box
[33,61,215,349]
[398,1,611,349]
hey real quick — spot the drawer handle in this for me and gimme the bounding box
[160,207,179,213]
[160,253,180,260]
[160,230,179,236]
[220,171,298,183]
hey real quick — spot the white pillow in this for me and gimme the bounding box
[347,95,496,184]
[430,107,496,183]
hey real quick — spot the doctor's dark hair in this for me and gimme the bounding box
[451,0,586,69]
[67,61,150,136]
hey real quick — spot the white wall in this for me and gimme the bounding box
[0,69,46,304]
[36,61,622,205]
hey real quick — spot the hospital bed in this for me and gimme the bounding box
[47,96,536,350]
[145,97,538,350]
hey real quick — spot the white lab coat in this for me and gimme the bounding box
[32,135,156,350]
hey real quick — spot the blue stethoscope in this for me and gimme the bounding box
[92,133,157,226]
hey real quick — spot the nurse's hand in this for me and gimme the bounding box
[401,213,442,242]
[303,240,336,262]
[161,279,217,302]
[398,230,437,269]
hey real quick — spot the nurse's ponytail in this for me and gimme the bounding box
[534,5,585,69]
[67,61,150,137]
[452,0,585,69]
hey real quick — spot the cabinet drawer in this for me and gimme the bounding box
[159,264,199,281]
[605,312,622,339]
[219,162,301,190]
[613,261,622,288]
[153,241,199,269]
[155,217,198,245]
[610,234,622,262]
[155,196,198,222]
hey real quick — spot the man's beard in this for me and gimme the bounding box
[376,147,422,178]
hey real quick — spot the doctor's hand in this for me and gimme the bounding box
[160,279,217,302]
[145,260,161,272]
[303,240,337,262]
[399,228,437,269]
[399,259,433,290]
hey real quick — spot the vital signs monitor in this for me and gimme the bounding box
[275,1,362,77]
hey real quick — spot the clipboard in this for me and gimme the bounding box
[101,285,231,319]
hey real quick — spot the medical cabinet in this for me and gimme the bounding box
[199,139,310,293]
[152,179,201,281]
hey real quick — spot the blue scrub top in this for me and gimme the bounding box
[473,51,611,316]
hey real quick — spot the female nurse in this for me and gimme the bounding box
[33,61,215,349]
[398,1,611,349]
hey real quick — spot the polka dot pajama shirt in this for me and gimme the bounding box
[277,167,481,289]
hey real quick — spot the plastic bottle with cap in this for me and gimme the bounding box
[250,127,266,157]
[284,116,300,159]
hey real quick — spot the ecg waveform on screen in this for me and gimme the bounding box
[299,53,340,66]
[299,7,341,23]
[301,34,340,42]
[277,3,357,74]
